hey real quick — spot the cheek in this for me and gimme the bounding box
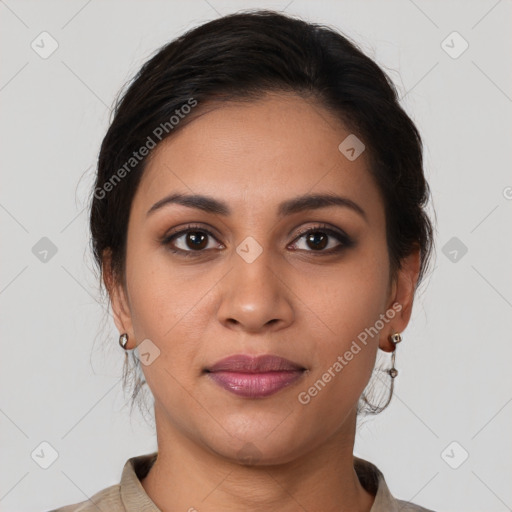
[124,242,218,373]
[298,241,391,395]
[294,299,386,433]
[125,239,195,335]
[310,241,391,341]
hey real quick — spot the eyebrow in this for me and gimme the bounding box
[146,192,367,221]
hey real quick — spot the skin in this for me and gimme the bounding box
[104,92,420,512]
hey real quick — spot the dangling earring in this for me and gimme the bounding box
[388,332,402,378]
[119,332,129,350]
[375,332,403,413]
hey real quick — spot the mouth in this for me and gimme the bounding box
[204,354,307,399]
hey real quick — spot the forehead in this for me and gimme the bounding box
[133,92,382,218]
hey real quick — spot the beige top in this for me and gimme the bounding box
[49,452,435,511]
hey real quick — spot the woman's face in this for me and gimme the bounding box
[108,92,416,464]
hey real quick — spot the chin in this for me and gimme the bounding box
[204,432,313,468]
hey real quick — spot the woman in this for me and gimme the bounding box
[51,9,435,512]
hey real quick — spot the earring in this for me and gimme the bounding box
[388,332,402,378]
[390,333,402,344]
[119,333,129,350]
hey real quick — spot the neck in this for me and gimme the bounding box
[141,404,375,512]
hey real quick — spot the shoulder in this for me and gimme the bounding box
[353,455,438,512]
[395,498,437,511]
[47,483,122,511]
[46,451,159,512]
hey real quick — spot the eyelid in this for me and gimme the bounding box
[162,222,353,255]
[289,223,354,249]
[163,222,221,241]
[160,224,222,259]
[291,223,349,241]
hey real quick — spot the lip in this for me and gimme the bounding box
[205,354,306,398]
[206,354,305,373]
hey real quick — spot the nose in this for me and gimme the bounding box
[216,250,294,334]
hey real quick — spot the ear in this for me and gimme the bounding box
[102,249,134,349]
[379,246,421,353]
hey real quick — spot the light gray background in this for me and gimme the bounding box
[1,1,511,511]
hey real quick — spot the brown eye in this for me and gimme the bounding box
[304,231,328,250]
[184,231,209,250]
[290,225,354,254]
[162,224,224,257]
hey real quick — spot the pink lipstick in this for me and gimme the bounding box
[205,354,306,398]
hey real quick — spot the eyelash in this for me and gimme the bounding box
[161,223,354,258]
